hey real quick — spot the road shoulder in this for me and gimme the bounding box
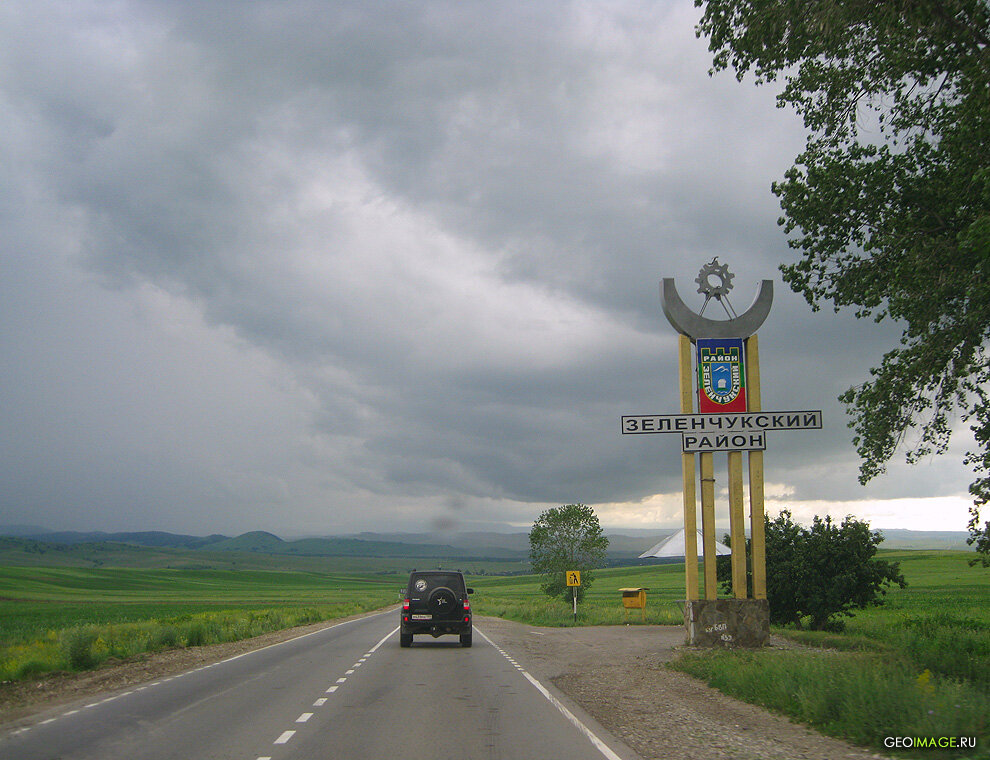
[476,616,889,760]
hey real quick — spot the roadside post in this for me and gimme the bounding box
[566,570,581,623]
[622,259,822,646]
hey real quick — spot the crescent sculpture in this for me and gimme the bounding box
[661,259,773,340]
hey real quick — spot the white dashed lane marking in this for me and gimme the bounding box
[4,613,399,746]
[256,624,399,755]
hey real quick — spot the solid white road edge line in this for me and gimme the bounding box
[218,608,393,666]
[475,628,624,760]
[12,609,398,735]
[368,626,399,653]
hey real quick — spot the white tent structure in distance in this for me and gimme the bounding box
[639,529,730,559]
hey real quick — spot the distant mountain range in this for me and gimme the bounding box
[0,528,527,559]
[0,525,974,558]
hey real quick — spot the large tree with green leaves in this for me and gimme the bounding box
[695,0,990,561]
[528,504,609,601]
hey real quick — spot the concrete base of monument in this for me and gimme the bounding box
[681,598,770,648]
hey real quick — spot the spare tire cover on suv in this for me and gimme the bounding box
[427,586,458,618]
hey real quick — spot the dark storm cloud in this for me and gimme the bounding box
[0,0,973,535]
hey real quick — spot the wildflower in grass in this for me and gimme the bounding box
[916,668,935,696]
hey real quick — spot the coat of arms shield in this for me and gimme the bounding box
[697,338,747,413]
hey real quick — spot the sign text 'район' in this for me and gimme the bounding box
[682,431,766,453]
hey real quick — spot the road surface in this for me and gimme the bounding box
[0,610,640,760]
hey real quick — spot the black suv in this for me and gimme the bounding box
[400,571,474,647]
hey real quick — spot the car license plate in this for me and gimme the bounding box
[411,614,432,620]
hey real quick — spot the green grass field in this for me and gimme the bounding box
[0,567,403,680]
[769,551,989,689]
[0,536,529,575]
[470,562,688,625]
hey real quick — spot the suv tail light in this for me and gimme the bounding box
[403,598,410,611]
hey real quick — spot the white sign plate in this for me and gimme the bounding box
[682,431,766,453]
[621,410,822,435]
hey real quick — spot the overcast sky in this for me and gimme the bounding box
[0,0,976,538]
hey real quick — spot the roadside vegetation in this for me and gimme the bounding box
[717,511,907,631]
[0,567,400,681]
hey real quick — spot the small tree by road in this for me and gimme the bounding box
[529,504,609,602]
[719,510,906,631]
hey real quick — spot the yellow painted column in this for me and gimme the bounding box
[678,335,698,600]
[699,452,717,599]
[748,450,766,598]
[746,335,767,599]
[728,450,747,598]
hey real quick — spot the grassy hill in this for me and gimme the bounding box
[205,531,286,553]
[1,528,525,559]
[0,536,529,575]
[2,530,228,549]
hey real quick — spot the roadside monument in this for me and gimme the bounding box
[622,260,822,646]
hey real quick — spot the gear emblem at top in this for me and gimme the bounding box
[695,258,735,299]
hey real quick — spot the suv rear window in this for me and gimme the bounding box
[407,572,466,597]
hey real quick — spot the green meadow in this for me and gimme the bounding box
[470,561,688,625]
[0,567,402,680]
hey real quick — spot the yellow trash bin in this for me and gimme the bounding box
[619,588,649,621]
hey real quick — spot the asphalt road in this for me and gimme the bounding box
[0,610,640,760]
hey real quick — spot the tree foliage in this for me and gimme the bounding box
[719,510,907,630]
[528,504,609,602]
[696,0,990,562]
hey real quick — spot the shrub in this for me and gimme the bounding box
[718,510,906,630]
[153,626,180,649]
[184,623,207,647]
[15,659,53,679]
[61,628,98,670]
